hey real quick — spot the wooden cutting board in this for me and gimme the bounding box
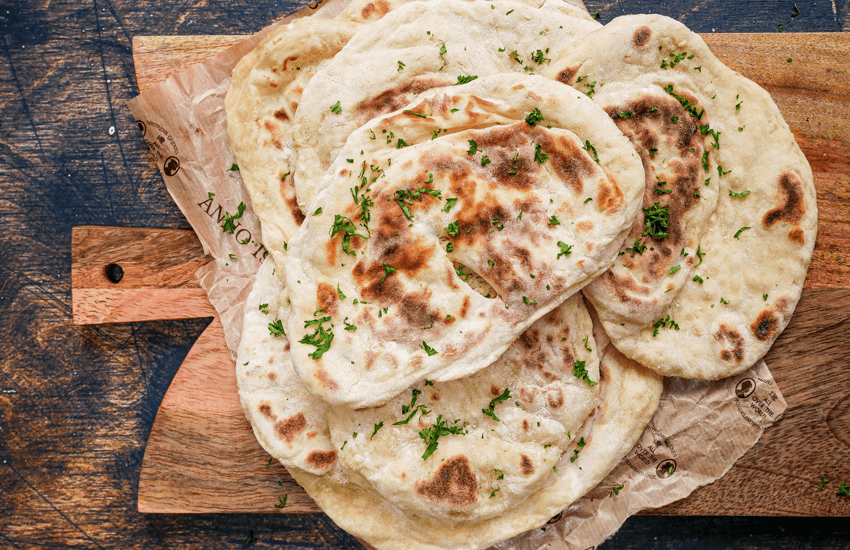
[73,30,850,517]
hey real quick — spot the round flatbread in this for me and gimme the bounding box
[284,73,645,408]
[226,17,361,273]
[326,293,601,522]
[289,0,601,210]
[287,340,662,550]
[543,14,817,379]
[236,258,339,475]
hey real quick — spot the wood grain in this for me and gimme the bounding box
[71,226,215,324]
[138,316,319,513]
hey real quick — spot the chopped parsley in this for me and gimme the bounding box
[381,264,397,282]
[299,316,334,359]
[663,84,704,119]
[625,238,647,255]
[343,317,357,331]
[525,108,544,126]
[729,189,751,198]
[820,476,829,489]
[734,226,751,239]
[652,315,680,337]
[573,360,597,387]
[837,481,850,497]
[268,320,285,337]
[720,297,729,305]
[556,241,573,259]
[548,215,561,226]
[397,60,405,71]
[534,143,549,164]
[371,422,384,439]
[617,111,634,119]
[569,436,586,462]
[642,203,670,240]
[611,483,625,497]
[421,341,438,356]
[583,79,597,98]
[481,155,491,166]
[443,197,458,212]
[403,109,428,118]
[337,284,346,300]
[313,207,323,216]
[227,163,239,171]
[259,303,270,314]
[330,215,368,256]
[695,245,706,267]
[693,275,704,284]
[419,414,468,460]
[466,139,478,155]
[530,49,550,64]
[482,388,511,421]
[489,487,500,499]
[669,264,681,275]
[396,138,409,149]
[582,140,600,163]
[274,495,287,508]
[763,293,769,301]
[222,202,246,233]
[456,75,479,85]
[329,101,342,114]
[444,220,460,237]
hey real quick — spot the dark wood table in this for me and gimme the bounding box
[1,0,848,548]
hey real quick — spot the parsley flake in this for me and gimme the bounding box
[421,341,438,356]
[729,189,751,198]
[548,215,560,226]
[381,264,397,282]
[534,143,549,164]
[573,360,597,386]
[525,108,544,126]
[456,75,479,85]
[482,388,511,421]
[466,140,478,155]
[734,226,751,239]
[329,101,342,114]
[556,241,573,259]
[299,316,334,359]
[268,320,285,337]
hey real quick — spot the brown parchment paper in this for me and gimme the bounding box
[126,2,787,548]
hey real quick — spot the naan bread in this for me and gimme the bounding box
[544,14,817,379]
[226,18,360,273]
[236,258,338,475]
[238,256,661,549]
[284,73,645,408]
[290,0,601,208]
[327,293,600,522]
[288,341,662,550]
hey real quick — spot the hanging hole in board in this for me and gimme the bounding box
[105,263,124,284]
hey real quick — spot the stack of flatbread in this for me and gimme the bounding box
[226,1,816,548]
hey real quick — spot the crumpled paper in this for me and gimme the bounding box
[126,1,787,547]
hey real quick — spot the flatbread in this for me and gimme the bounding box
[288,341,662,550]
[226,17,361,273]
[236,258,338,475]
[289,0,601,209]
[543,14,817,379]
[326,293,601,522]
[284,73,645,408]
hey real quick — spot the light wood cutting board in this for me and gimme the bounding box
[71,29,850,516]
